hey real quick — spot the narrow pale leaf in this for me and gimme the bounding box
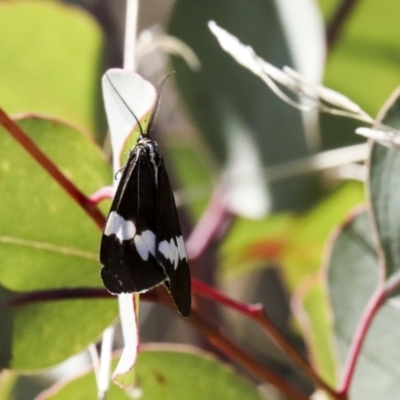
[102,69,157,171]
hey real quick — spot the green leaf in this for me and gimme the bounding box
[0,115,118,370]
[327,210,400,399]
[328,210,379,357]
[0,116,110,291]
[0,3,105,138]
[12,299,116,370]
[0,370,16,400]
[220,213,295,277]
[40,345,264,400]
[293,279,337,386]
[368,88,400,279]
[169,0,321,212]
[282,181,364,291]
[218,183,363,388]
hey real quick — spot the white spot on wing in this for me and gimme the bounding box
[170,239,179,269]
[104,211,136,241]
[158,236,187,270]
[177,236,187,260]
[141,230,156,256]
[134,235,149,260]
[158,240,170,260]
[135,230,156,260]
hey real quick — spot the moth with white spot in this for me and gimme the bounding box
[100,73,191,317]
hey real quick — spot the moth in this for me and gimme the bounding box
[100,73,191,317]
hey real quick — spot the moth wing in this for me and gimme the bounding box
[100,149,167,293]
[156,165,191,317]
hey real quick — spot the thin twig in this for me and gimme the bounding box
[0,108,106,230]
[338,272,400,396]
[337,287,384,396]
[326,0,360,50]
[0,288,111,311]
[89,186,115,204]
[192,280,339,398]
[186,186,232,261]
[188,309,309,400]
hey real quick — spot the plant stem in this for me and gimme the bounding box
[98,326,115,400]
[0,288,111,311]
[0,109,106,230]
[188,309,309,400]
[186,185,232,262]
[123,0,139,70]
[192,280,338,398]
[337,273,400,396]
[326,0,359,50]
[110,1,140,395]
[338,287,385,395]
[89,186,115,204]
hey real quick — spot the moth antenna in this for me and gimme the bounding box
[105,72,144,136]
[147,71,175,134]
[114,167,124,180]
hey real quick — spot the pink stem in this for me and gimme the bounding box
[338,273,400,396]
[186,186,232,261]
[89,186,115,204]
[338,287,385,395]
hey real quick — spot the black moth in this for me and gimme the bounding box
[100,73,191,317]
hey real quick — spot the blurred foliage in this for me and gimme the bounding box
[0,0,400,399]
[164,137,215,220]
[318,0,400,149]
[321,0,400,116]
[295,279,337,387]
[325,88,400,399]
[221,182,364,291]
[0,2,106,139]
[169,0,322,213]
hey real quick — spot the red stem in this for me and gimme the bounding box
[0,288,111,311]
[338,273,400,396]
[192,279,339,398]
[0,108,106,230]
[2,282,343,398]
[3,287,304,399]
[338,287,384,395]
[188,309,309,400]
